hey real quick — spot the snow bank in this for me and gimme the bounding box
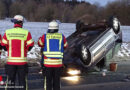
[116,43,130,57]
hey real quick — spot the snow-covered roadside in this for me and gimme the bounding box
[0,45,41,60]
[0,43,130,67]
[1,43,130,61]
[117,43,130,57]
[0,45,41,67]
[114,43,130,61]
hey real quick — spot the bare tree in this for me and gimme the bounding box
[2,0,12,17]
[10,1,23,17]
[0,0,6,19]
[21,0,37,21]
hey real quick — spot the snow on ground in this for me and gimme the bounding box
[0,20,130,62]
[0,20,75,41]
[116,43,130,58]
[121,26,130,43]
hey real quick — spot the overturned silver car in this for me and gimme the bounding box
[63,16,122,75]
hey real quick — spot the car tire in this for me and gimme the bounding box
[79,44,91,66]
[108,16,120,34]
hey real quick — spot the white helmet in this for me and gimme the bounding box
[11,15,24,23]
[48,20,59,30]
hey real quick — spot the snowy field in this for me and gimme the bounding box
[0,20,130,64]
[0,20,75,41]
[0,20,130,42]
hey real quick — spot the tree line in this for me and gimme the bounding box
[0,0,130,25]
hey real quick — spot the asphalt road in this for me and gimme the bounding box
[60,60,130,90]
[62,82,130,90]
[0,60,130,90]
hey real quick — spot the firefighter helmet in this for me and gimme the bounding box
[11,15,24,23]
[48,20,59,33]
[48,20,59,29]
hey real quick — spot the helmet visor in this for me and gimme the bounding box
[47,29,58,33]
[11,19,23,24]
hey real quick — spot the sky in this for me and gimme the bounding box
[84,0,116,6]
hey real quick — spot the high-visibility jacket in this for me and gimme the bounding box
[0,34,2,55]
[1,27,34,65]
[38,33,68,67]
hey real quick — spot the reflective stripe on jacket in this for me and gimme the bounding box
[1,28,34,65]
[43,33,64,66]
[38,33,68,67]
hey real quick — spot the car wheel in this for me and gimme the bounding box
[79,44,91,66]
[108,16,120,34]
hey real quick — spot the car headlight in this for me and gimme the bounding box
[67,69,81,75]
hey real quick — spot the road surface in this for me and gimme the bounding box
[0,60,130,90]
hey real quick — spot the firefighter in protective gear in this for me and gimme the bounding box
[1,15,34,90]
[38,20,68,90]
